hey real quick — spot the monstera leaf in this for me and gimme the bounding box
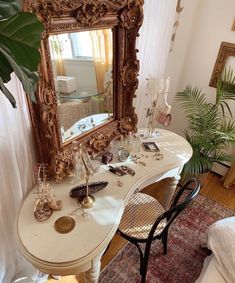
[0,9,44,107]
[0,0,22,20]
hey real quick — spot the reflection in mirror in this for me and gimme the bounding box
[49,29,113,143]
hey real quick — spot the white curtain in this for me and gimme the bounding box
[0,75,47,283]
[134,0,177,127]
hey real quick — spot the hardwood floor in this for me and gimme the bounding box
[46,172,235,283]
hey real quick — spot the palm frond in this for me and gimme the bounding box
[209,151,235,164]
[177,73,235,177]
[216,67,235,116]
[181,133,212,179]
[176,86,206,117]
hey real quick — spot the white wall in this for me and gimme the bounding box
[165,0,235,135]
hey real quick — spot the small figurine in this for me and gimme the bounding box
[34,164,62,221]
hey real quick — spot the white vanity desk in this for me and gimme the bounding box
[16,129,192,282]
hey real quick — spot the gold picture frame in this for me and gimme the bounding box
[232,18,235,31]
[209,41,235,88]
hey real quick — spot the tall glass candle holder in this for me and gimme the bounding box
[80,145,95,208]
[70,141,83,184]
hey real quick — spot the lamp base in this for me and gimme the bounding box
[80,194,95,208]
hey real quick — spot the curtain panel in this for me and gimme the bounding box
[134,0,177,128]
[0,75,46,282]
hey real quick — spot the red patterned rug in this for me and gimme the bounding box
[99,194,235,283]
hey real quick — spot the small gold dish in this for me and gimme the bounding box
[54,216,75,234]
[34,200,53,222]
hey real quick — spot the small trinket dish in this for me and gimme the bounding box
[142,142,160,152]
[34,200,53,221]
[118,149,130,162]
[102,151,113,164]
[54,216,75,234]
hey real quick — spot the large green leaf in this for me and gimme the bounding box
[176,86,206,118]
[0,76,16,107]
[0,12,44,72]
[0,46,38,103]
[0,11,44,106]
[0,51,13,82]
[0,0,21,20]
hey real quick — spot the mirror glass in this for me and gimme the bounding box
[49,28,113,143]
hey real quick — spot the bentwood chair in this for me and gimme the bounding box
[117,178,200,283]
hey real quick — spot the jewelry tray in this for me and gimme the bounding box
[70,181,109,198]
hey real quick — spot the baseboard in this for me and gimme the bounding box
[211,162,230,177]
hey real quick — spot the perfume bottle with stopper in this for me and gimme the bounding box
[70,141,84,184]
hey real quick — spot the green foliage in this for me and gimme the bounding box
[0,1,44,107]
[0,0,21,20]
[176,68,235,179]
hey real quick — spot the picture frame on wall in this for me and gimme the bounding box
[209,41,235,88]
[232,18,235,31]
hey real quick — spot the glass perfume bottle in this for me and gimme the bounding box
[70,141,82,184]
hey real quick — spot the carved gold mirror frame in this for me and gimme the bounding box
[210,41,235,87]
[23,0,144,181]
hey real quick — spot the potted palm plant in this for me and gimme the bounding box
[176,68,235,183]
[0,0,44,108]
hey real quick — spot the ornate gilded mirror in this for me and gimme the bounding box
[23,0,144,181]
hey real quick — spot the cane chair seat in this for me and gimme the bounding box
[119,193,167,240]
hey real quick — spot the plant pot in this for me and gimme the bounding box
[196,170,210,187]
[180,169,210,188]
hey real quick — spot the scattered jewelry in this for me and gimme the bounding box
[138,161,146,166]
[71,207,91,220]
[109,165,126,176]
[117,180,123,187]
[120,165,135,176]
[154,153,164,160]
[131,154,141,164]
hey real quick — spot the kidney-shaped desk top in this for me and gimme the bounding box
[16,129,192,282]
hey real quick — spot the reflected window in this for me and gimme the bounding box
[49,32,93,60]
[70,32,93,58]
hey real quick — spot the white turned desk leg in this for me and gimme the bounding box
[162,175,181,210]
[83,254,102,283]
